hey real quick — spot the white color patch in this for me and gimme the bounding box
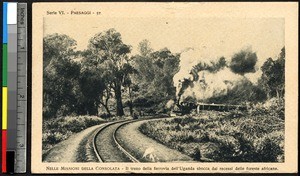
[7,3,17,24]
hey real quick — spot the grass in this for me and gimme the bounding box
[42,115,106,155]
[139,104,284,162]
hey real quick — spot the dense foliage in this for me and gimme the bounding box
[131,41,180,114]
[42,116,106,154]
[140,106,284,162]
[43,31,180,118]
[43,29,285,118]
[259,47,285,99]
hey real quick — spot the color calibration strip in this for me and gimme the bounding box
[2,2,8,173]
[2,2,27,173]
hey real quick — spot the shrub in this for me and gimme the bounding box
[254,131,284,162]
[248,97,285,120]
[42,116,105,153]
[226,109,244,120]
[43,131,72,145]
[100,113,112,119]
[139,110,284,162]
[208,134,241,161]
[238,118,267,138]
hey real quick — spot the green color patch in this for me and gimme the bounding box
[2,44,7,86]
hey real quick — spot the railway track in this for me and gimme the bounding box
[92,119,141,163]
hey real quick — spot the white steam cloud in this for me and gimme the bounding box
[173,48,222,95]
[173,47,260,103]
[180,68,244,101]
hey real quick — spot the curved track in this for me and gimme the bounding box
[93,120,141,162]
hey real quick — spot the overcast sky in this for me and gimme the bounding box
[44,17,284,68]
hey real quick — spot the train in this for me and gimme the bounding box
[174,102,247,115]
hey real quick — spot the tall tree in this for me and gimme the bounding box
[43,33,78,69]
[132,44,180,114]
[122,64,138,116]
[78,61,107,115]
[86,29,132,116]
[43,34,81,118]
[260,47,285,99]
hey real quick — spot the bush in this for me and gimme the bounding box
[254,131,284,162]
[139,110,284,162]
[226,109,244,120]
[248,97,284,119]
[42,116,105,153]
[208,134,241,161]
[43,131,72,145]
[100,113,112,119]
[238,118,267,138]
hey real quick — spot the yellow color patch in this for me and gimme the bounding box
[2,87,7,129]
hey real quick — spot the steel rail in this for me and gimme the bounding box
[92,119,139,162]
[92,121,124,162]
[112,120,140,163]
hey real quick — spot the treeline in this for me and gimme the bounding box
[43,28,285,119]
[43,29,179,118]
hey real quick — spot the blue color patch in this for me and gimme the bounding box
[3,2,8,43]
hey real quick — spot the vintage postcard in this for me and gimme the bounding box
[32,2,298,174]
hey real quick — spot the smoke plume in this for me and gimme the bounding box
[229,48,258,75]
[180,68,244,102]
[173,47,259,104]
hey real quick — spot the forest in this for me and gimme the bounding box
[43,28,285,119]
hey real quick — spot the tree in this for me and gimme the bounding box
[229,49,257,75]
[260,58,274,99]
[43,33,78,69]
[132,45,180,114]
[86,29,132,116]
[138,39,153,57]
[80,49,113,116]
[260,47,285,99]
[78,63,106,115]
[43,34,81,118]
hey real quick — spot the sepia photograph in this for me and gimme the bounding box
[32,2,298,174]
